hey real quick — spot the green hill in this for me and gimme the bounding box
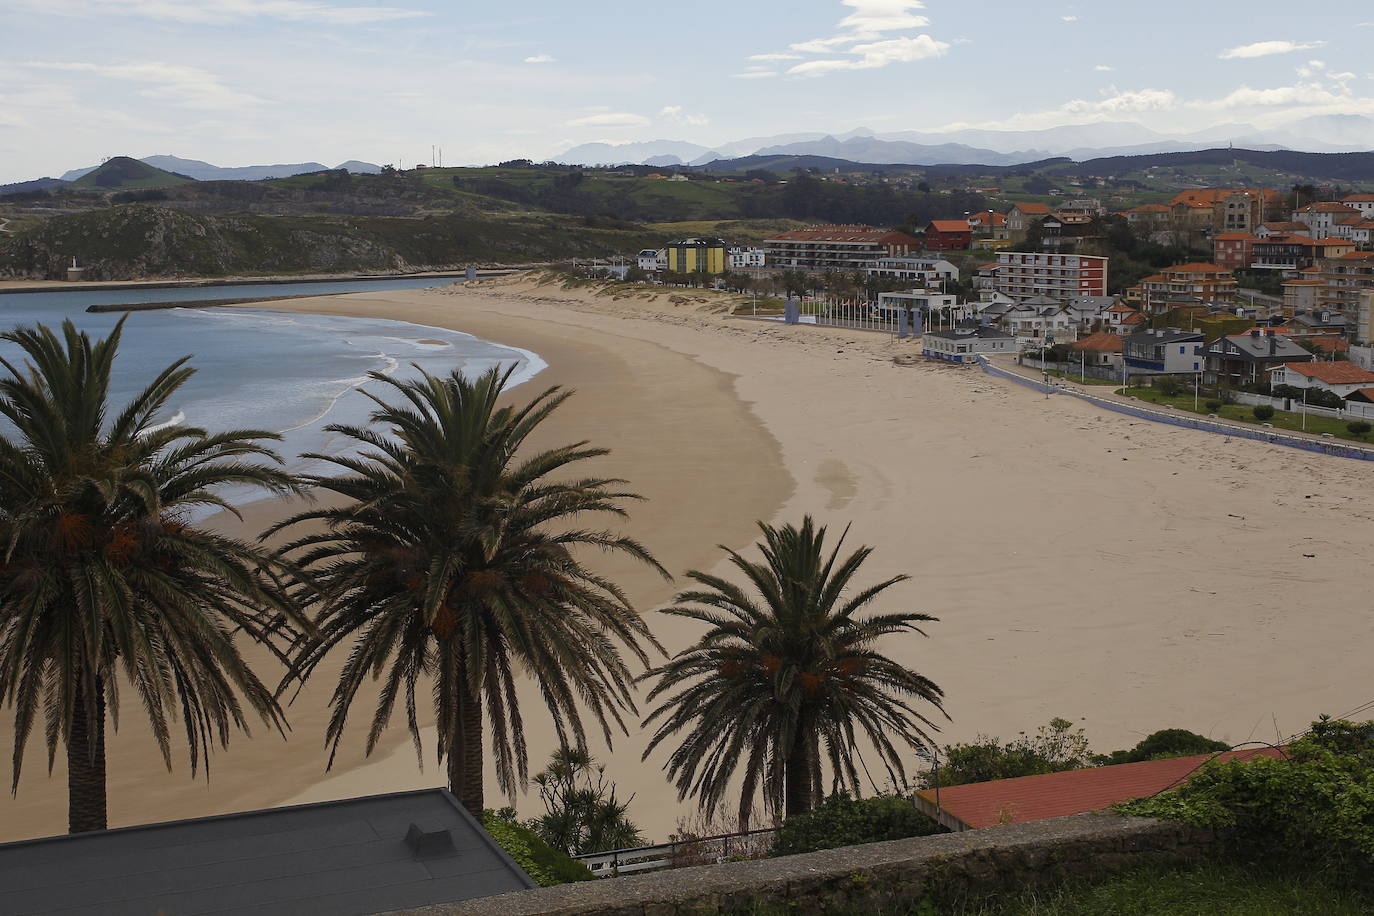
[69,157,196,190]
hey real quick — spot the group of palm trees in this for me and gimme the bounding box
[0,317,947,838]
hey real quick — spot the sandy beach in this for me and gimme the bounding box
[3,273,1372,843]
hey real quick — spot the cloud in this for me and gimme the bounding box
[789,34,949,77]
[563,112,650,128]
[14,0,428,25]
[659,105,709,127]
[748,53,802,61]
[1094,64,1114,72]
[1061,15,1079,22]
[733,71,778,79]
[524,54,555,64]
[1063,87,1176,115]
[1219,40,1324,60]
[20,60,262,110]
[836,0,929,33]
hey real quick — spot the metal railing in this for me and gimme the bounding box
[572,827,778,878]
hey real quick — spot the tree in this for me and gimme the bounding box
[924,718,1093,789]
[1252,405,1275,421]
[526,747,645,855]
[277,365,665,819]
[0,319,303,833]
[1096,728,1229,766]
[1347,421,1372,439]
[641,517,945,823]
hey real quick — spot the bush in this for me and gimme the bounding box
[1348,421,1372,439]
[1252,405,1275,421]
[1096,728,1230,766]
[926,717,1094,788]
[772,793,943,856]
[1155,378,1182,397]
[1307,388,1344,409]
[483,809,595,886]
[1204,400,1222,412]
[1119,717,1374,876]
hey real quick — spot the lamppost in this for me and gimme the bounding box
[1302,386,1308,432]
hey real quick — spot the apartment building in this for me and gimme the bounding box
[1212,233,1257,270]
[994,251,1108,300]
[1314,251,1374,314]
[727,246,766,269]
[1293,202,1362,235]
[1343,194,1374,218]
[764,225,921,271]
[665,237,727,274]
[866,256,958,284]
[1138,263,1238,313]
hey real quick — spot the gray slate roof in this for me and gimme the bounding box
[1212,333,1311,361]
[926,326,1014,341]
[0,789,535,916]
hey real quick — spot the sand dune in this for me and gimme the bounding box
[3,273,1371,842]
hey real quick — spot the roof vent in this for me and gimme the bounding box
[406,823,457,858]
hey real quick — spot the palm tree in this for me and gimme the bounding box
[527,746,645,855]
[0,319,304,833]
[276,364,665,818]
[641,517,946,823]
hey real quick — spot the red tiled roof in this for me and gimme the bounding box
[1348,388,1374,403]
[1276,362,1374,385]
[1165,262,1228,273]
[1012,202,1051,214]
[1213,233,1257,241]
[1343,194,1374,203]
[1131,204,1170,213]
[914,748,1284,830]
[1340,251,1374,260]
[1307,336,1350,353]
[1262,222,1309,232]
[1301,202,1360,213]
[1314,237,1354,246]
[1070,331,1123,352]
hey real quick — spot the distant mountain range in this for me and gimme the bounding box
[58,155,381,183]
[555,117,1374,168]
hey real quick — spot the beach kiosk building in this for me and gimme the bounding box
[922,326,1015,363]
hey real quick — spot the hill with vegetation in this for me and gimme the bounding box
[67,157,196,190]
[0,205,656,280]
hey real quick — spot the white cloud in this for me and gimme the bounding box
[563,112,650,128]
[748,53,802,61]
[20,60,262,110]
[1219,40,1324,60]
[1063,87,1176,115]
[1192,81,1349,110]
[1094,64,1114,72]
[524,54,555,64]
[789,34,949,77]
[14,0,427,25]
[1061,15,1079,22]
[733,71,778,79]
[659,105,709,127]
[837,0,928,33]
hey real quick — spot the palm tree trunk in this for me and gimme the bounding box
[783,723,815,817]
[447,677,484,819]
[67,677,107,834]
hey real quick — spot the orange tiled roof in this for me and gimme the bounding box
[927,219,973,233]
[1213,233,1258,241]
[1307,336,1350,353]
[1301,202,1361,214]
[1131,204,1170,213]
[915,748,1284,831]
[1165,262,1228,273]
[1343,194,1374,203]
[1013,202,1052,214]
[1070,331,1123,352]
[1277,362,1374,385]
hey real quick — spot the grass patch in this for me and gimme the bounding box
[728,862,1367,915]
[1117,387,1373,444]
[1043,369,1119,386]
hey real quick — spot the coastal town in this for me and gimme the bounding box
[586,187,1374,444]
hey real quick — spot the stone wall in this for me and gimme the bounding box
[389,813,1213,916]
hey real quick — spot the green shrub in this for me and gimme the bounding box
[926,717,1093,788]
[1096,728,1229,766]
[1204,400,1222,412]
[1118,717,1374,875]
[1252,405,1274,421]
[1347,421,1372,439]
[772,793,943,856]
[483,809,595,886]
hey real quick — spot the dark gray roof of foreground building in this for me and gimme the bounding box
[0,789,535,916]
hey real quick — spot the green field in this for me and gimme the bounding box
[1118,387,1372,444]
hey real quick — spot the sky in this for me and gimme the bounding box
[2,0,1373,182]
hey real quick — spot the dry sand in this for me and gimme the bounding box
[3,273,1372,842]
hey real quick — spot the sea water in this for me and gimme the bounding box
[0,281,545,509]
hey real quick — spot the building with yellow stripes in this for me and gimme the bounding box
[665,237,727,274]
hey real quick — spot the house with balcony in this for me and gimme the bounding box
[1006,203,1052,242]
[1313,251,1374,314]
[867,256,958,285]
[995,251,1107,300]
[1342,193,1374,217]
[637,248,667,271]
[1070,331,1124,369]
[765,225,921,271]
[1205,328,1312,387]
[1212,233,1257,271]
[727,246,766,270]
[967,210,1008,241]
[922,325,1016,362]
[1268,361,1374,397]
[1139,263,1237,313]
[1123,328,1206,373]
[1293,202,1362,235]
[923,219,974,252]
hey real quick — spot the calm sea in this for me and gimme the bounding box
[0,279,545,502]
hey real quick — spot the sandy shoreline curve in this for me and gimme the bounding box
[2,273,1372,842]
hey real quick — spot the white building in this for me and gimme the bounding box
[866,256,958,285]
[1341,194,1374,218]
[995,252,1108,300]
[1293,202,1362,236]
[922,326,1016,363]
[727,246,766,269]
[1267,361,1374,397]
[637,248,667,271]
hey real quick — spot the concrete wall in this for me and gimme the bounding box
[389,814,1212,916]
